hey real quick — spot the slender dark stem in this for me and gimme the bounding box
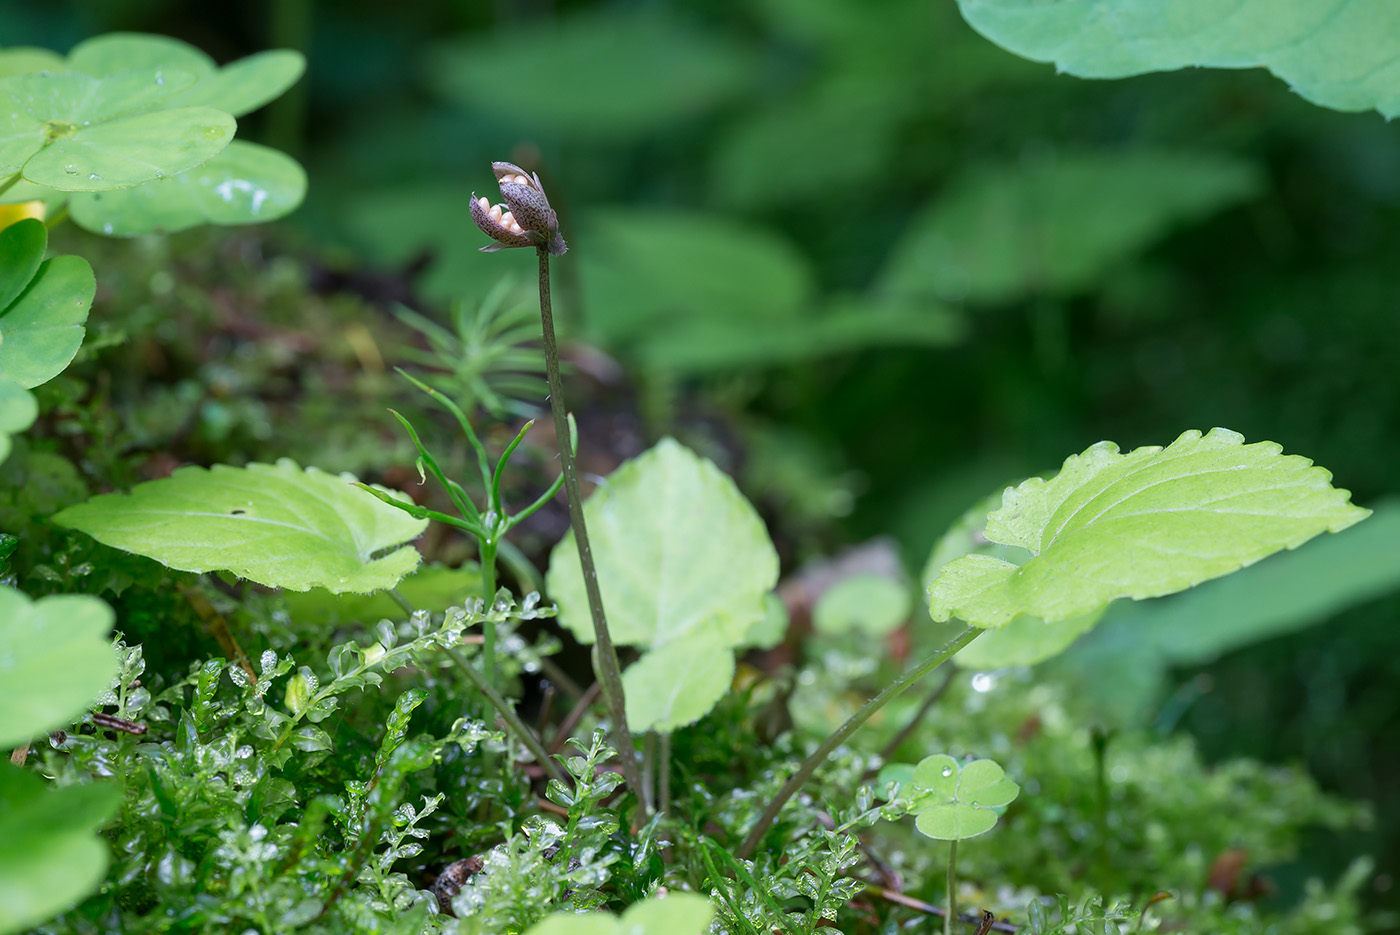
[535,246,648,822]
[444,645,565,786]
[737,625,981,860]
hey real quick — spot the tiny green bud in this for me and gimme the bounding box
[470,160,567,256]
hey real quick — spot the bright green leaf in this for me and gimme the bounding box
[0,379,37,464]
[523,892,713,935]
[431,10,754,139]
[880,150,1262,305]
[0,765,121,935]
[929,429,1370,628]
[0,585,117,747]
[281,562,483,626]
[547,438,779,651]
[622,633,736,733]
[813,574,911,637]
[68,34,304,117]
[957,0,1400,118]
[53,459,428,593]
[0,219,95,389]
[737,592,790,651]
[69,140,306,236]
[0,48,65,79]
[908,754,1020,840]
[0,69,236,191]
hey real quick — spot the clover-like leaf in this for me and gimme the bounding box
[0,69,235,190]
[69,140,306,236]
[0,764,121,935]
[957,0,1400,119]
[622,633,736,733]
[547,438,778,651]
[68,33,304,117]
[523,892,713,935]
[53,459,427,593]
[0,379,37,464]
[928,429,1370,629]
[908,754,1020,840]
[880,150,1262,306]
[0,585,117,747]
[0,218,95,389]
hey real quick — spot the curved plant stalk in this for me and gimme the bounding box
[535,245,649,822]
[736,624,981,860]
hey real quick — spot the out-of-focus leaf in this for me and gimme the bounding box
[69,140,306,236]
[431,10,755,139]
[0,380,37,464]
[880,150,1262,305]
[0,586,116,747]
[0,765,121,935]
[548,439,778,650]
[67,33,304,117]
[53,459,427,593]
[929,429,1369,628]
[957,0,1400,118]
[622,633,736,733]
[813,573,911,637]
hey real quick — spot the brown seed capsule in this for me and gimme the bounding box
[470,160,567,256]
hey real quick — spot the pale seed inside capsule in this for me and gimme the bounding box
[500,210,515,226]
[477,196,489,211]
[489,204,503,221]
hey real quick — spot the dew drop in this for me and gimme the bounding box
[155,72,165,85]
[941,766,954,777]
[87,173,100,180]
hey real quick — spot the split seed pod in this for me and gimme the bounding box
[470,161,567,256]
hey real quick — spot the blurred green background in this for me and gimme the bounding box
[5,0,1398,915]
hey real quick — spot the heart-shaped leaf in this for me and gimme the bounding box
[0,585,117,747]
[69,140,306,236]
[957,0,1400,118]
[907,754,1020,840]
[53,459,427,593]
[929,429,1370,628]
[0,765,121,934]
[622,633,736,733]
[0,218,95,389]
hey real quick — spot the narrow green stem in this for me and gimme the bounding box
[659,731,672,817]
[946,840,958,935]
[535,246,648,823]
[0,173,19,198]
[736,624,981,860]
[479,537,498,691]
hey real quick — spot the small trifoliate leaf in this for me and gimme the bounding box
[907,754,1019,841]
[957,0,1400,119]
[0,765,121,934]
[0,586,117,747]
[547,438,779,651]
[53,459,427,593]
[622,633,736,733]
[928,429,1369,628]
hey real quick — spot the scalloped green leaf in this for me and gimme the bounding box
[0,219,95,389]
[68,33,305,118]
[908,754,1020,841]
[52,459,427,593]
[0,69,235,190]
[0,48,65,79]
[928,429,1370,628]
[69,140,306,236]
[880,150,1262,306]
[547,438,779,651]
[957,0,1400,118]
[431,10,754,139]
[0,586,117,747]
[622,633,736,733]
[0,764,121,935]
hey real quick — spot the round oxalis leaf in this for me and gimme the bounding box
[69,140,307,236]
[908,754,1020,841]
[0,219,95,389]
